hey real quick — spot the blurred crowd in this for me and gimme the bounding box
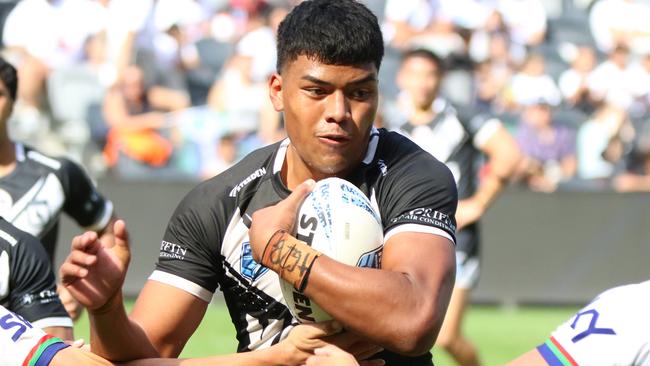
[3,0,650,192]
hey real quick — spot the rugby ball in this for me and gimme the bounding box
[280,177,384,323]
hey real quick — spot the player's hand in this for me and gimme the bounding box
[249,179,315,262]
[56,284,83,321]
[307,344,385,366]
[277,321,341,364]
[59,220,131,313]
[455,197,485,230]
[322,330,383,361]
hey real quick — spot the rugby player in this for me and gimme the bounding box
[508,280,650,366]
[0,303,381,366]
[61,1,458,365]
[391,48,521,366]
[0,217,72,340]
[0,57,115,320]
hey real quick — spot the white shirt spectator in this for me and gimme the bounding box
[2,0,105,69]
[588,59,635,109]
[236,26,277,83]
[497,0,547,46]
[509,73,561,107]
[589,0,650,54]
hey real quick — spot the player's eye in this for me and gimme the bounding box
[305,87,327,97]
[349,88,373,100]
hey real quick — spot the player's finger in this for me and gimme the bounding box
[67,250,97,267]
[113,219,130,250]
[281,179,315,211]
[71,231,100,253]
[298,320,344,339]
[60,262,89,284]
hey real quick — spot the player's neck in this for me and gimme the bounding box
[283,145,342,190]
[0,139,16,177]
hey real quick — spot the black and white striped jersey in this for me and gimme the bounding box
[398,98,502,200]
[151,128,457,365]
[0,217,71,329]
[0,143,113,261]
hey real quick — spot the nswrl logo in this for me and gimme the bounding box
[241,241,269,281]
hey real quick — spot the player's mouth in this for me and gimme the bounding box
[317,133,351,146]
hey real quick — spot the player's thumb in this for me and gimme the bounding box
[284,179,315,210]
[113,219,131,262]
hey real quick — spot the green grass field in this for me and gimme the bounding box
[73,301,578,366]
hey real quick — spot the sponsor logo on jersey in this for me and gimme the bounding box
[0,189,12,213]
[391,207,456,232]
[19,290,59,307]
[230,168,267,197]
[356,247,382,268]
[159,241,188,260]
[240,241,268,281]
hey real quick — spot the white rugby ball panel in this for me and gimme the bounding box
[281,177,384,323]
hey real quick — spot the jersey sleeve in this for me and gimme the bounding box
[9,233,71,328]
[381,148,458,244]
[58,158,113,231]
[0,305,69,366]
[457,107,503,150]
[150,183,226,303]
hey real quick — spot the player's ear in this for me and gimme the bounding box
[269,73,284,112]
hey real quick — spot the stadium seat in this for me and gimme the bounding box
[47,66,105,160]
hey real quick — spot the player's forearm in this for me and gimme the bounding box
[304,257,454,356]
[476,139,521,209]
[89,291,160,361]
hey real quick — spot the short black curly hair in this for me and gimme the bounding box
[276,0,384,73]
[0,57,17,101]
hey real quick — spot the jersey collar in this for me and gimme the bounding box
[273,126,380,174]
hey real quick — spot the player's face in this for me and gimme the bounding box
[0,80,13,134]
[397,56,440,109]
[270,55,378,182]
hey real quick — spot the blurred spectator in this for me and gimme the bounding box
[133,0,207,93]
[470,31,520,113]
[515,98,577,192]
[1,0,105,145]
[589,0,650,55]
[102,65,190,180]
[200,132,238,179]
[558,45,598,115]
[496,0,547,47]
[588,44,634,109]
[627,53,650,118]
[2,0,104,106]
[207,53,281,143]
[576,104,628,181]
[506,53,561,110]
[234,1,278,83]
[468,10,526,65]
[612,108,650,191]
[381,0,465,58]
